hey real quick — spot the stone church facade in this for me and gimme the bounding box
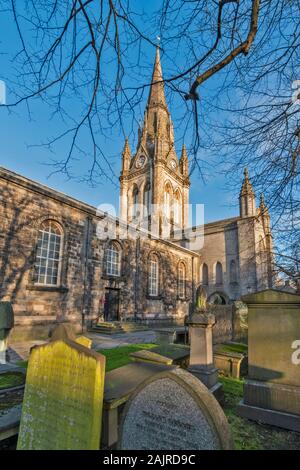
[0,48,273,338]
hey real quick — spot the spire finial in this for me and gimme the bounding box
[244,167,249,178]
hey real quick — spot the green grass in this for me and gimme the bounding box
[217,343,248,355]
[0,372,25,390]
[15,360,28,368]
[220,376,300,450]
[97,343,157,372]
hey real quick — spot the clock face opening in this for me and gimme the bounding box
[136,154,146,168]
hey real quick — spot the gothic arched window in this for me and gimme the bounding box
[178,262,186,298]
[174,189,181,225]
[202,263,208,286]
[132,186,139,220]
[164,183,172,220]
[143,181,151,218]
[230,260,237,283]
[106,242,121,277]
[216,262,223,285]
[148,253,159,297]
[34,220,63,286]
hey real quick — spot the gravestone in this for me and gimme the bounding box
[119,368,233,450]
[237,289,300,432]
[130,344,190,368]
[0,302,14,364]
[17,327,105,450]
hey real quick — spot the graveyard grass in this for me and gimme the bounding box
[13,344,300,450]
[0,372,25,389]
[97,343,156,371]
[220,376,300,450]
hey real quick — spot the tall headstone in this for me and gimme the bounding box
[119,368,233,450]
[237,289,300,432]
[0,302,14,364]
[17,326,105,450]
[187,290,223,399]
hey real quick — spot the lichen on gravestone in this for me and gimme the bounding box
[17,328,105,450]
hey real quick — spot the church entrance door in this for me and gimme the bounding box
[104,288,120,322]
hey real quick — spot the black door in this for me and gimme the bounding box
[104,289,120,321]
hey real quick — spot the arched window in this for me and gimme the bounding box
[143,181,151,218]
[230,260,237,283]
[174,189,181,225]
[132,186,139,220]
[178,262,186,298]
[202,263,208,286]
[106,242,121,277]
[148,254,159,297]
[164,183,172,220]
[34,220,63,286]
[216,262,223,285]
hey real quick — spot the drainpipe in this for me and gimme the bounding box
[134,234,140,322]
[82,216,91,333]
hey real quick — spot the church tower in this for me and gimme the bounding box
[239,168,256,218]
[119,47,190,236]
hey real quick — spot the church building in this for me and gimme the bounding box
[0,48,273,338]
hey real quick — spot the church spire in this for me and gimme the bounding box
[147,45,168,110]
[239,167,256,217]
[121,138,131,174]
[180,144,189,177]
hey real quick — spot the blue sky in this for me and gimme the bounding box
[0,2,241,224]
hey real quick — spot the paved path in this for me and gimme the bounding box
[6,330,157,363]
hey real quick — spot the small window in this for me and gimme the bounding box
[34,220,62,286]
[216,262,223,285]
[106,242,121,277]
[178,262,186,298]
[202,263,208,285]
[149,254,159,296]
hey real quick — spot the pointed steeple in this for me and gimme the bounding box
[147,46,167,110]
[240,168,255,197]
[180,144,189,176]
[121,138,131,174]
[239,167,256,217]
[259,193,266,210]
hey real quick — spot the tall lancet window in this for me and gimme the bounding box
[216,262,223,285]
[164,183,172,220]
[143,181,151,218]
[174,189,181,226]
[148,253,159,297]
[132,185,139,220]
[178,262,186,299]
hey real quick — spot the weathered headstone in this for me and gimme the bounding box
[119,368,233,450]
[76,335,92,349]
[130,344,190,368]
[188,312,223,400]
[237,289,300,432]
[17,327,105,450]
[0,302,14,364]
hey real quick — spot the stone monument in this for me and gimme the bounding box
[237,289,300,432]
[187,288,222,399]
[17,325,105,450]
[119,368,233,450]
[0,302,14,364]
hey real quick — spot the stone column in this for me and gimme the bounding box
[188,312,223,400]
